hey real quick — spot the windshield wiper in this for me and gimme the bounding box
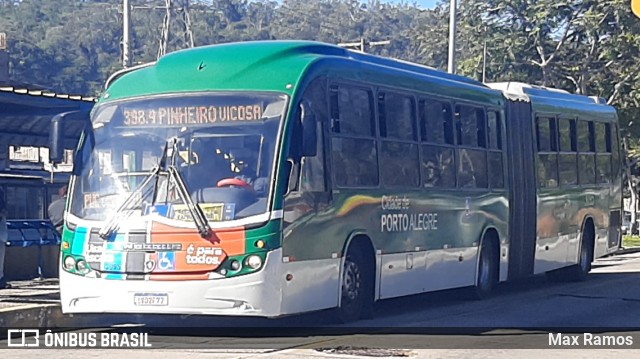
[98,141,171,239]
[98,139,212,240]
[98,165,162,239]
[164,137,211,238]
[167,165,211,238]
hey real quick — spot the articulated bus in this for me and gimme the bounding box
[51,41,622,322]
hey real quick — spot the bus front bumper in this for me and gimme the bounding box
[59,249,283,317]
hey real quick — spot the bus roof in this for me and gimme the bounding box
[487,81,617,121]
[102,40,489,103]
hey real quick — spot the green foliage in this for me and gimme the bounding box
[623,235,640,248]
[4,0,640,202]
[0,0,639,134]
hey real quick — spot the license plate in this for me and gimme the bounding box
[133,293,168,306]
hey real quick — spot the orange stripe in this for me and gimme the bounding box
[148,221,246,273]
[150,221,246,255]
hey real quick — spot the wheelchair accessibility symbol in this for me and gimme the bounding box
[157,252,176,271]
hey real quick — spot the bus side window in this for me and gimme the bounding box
[329,84,378,188]
[595,122,612,184]
[611,123,621,181]
[487,110,504,189]
[455,104,488,189]
[379,91,419,188]
[536,116,559,188]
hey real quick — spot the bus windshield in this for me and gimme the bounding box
[69,93,287,224]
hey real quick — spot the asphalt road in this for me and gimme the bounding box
[4,252,640,358]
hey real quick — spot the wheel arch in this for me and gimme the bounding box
[475,226,501,284]
[579,215,596,262]
[338,231,377,305]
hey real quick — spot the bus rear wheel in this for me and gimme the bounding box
[336,247,373,323]
[472,239,498,300]
[549,225,594,282]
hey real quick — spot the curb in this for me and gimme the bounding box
[0,303,147,334]
[0,304,59,328]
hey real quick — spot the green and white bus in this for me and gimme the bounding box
[51,41,622,321]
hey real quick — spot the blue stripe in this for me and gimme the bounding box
[71,227,88,256]
[105,233,126,250]
[104,273,125,280]
[104,233,126,273]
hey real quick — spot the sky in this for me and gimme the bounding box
[383,0,439,9]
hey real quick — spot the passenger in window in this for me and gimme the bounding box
[48,185,68,234]
[339,140,362,186]
[230,149,269,196]
[344,156,361,186]
[188,149,233,192]
[362,144,378,186]
[442,155,455,183]
[423,160,440,188]
[458,150,477,188]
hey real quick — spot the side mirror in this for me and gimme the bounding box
[49,115,66,164]
[300,102,317,157]
[49,110,91,164]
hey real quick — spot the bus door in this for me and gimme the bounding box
[282,88,331,232]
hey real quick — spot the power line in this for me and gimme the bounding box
[338,38,391,53]
[277,5,347,33]
[121,0,195,65]
[157,0,195,59]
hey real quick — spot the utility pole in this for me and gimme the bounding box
[122,0,132,68]
[337,38,391,53]
[0,32,8,82]
[448,0,457,74]
[482,39,487,83]
[481,26,488,83]
[120,0,195,66]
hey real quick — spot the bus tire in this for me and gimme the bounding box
[336,245,374,323]
[472,238,498,300]
[547,223,595,282]
[567,224,595,281]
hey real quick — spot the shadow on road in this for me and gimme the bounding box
[68,270,640,337]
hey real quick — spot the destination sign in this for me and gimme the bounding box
[122,104,264,126]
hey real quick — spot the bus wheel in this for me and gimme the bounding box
[336,247,373,323]
[547,224,594,282]
[566,225,595,281]
[472,239,498,300]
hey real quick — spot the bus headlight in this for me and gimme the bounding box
[76,260,90,274]
[63,256,76,271]
[245,255,262,270]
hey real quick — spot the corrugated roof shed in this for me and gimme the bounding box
[0,86,95,148]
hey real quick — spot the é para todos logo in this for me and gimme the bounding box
[7,329,152,348]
